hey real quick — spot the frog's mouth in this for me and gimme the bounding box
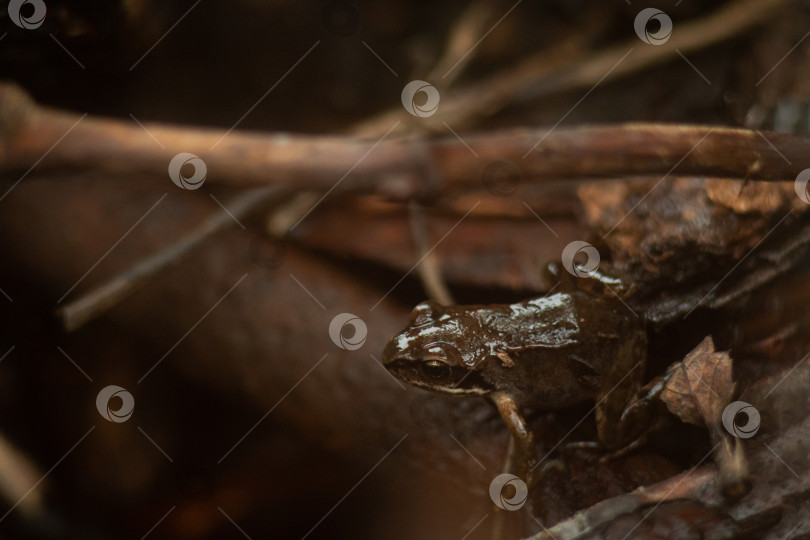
[385,358,494,396]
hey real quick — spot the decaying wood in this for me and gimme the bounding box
[577,177,810,324]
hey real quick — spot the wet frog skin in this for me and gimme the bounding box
[382,290,649,478]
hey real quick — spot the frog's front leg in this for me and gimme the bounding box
[594,328,649,449]
[606,372,677,459]
[491,392,537,483]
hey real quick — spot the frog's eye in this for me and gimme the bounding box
[420,359,452,381]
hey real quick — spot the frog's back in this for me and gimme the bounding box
[482,292,581,350]
[489,291,645,409]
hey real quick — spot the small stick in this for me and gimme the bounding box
[425,0,498,88]
[55,186,280,331]
[355,0,791,135]
[408,0,496,306]
[407,201,455,306]
[0,431,46,521]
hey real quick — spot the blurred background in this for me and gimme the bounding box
[0,0,809,538]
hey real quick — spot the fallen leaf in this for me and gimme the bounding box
[660,335,736,427]
[659,336,750,500]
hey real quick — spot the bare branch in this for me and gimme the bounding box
[2,85,809,201]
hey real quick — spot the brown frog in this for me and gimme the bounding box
[382,290,653,480]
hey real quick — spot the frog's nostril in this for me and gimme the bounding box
[388,357,409,367]
[381,342,399,364]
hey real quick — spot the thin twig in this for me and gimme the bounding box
[354,0,791,135]
[426,0,499,87]
[0,432,46,520]
[55,186,279,331]
[410,0,501,305]
[407,201,455,305]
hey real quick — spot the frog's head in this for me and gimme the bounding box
[382,301,495,396]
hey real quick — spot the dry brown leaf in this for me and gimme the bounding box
[660,336,736,427]
[703,178,802,214]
